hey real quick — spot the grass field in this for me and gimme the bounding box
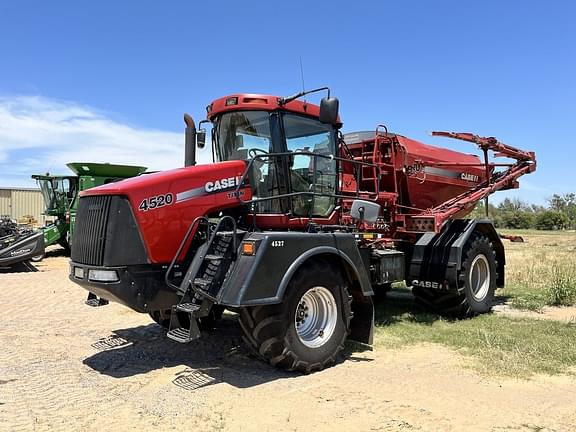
[499,229,576,310]
[372,295,576,378]
[372,230,576,378]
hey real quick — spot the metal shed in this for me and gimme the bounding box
[0,187,45,225]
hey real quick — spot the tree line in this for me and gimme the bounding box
[470,193,576,230]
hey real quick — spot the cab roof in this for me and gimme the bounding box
[207,93,342,126]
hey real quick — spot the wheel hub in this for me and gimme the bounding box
[469,254,490,301]
[295,286,338,348]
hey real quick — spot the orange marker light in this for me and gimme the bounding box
[241,241,256,256]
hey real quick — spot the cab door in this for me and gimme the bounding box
[281,114,338,217]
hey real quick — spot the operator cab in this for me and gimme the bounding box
[206,91,341,220]
[32,175,77,217]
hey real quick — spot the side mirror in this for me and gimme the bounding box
[350,199,381,224]
[197,129,206,148]
[319,96,339,125]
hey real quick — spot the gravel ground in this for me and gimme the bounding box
[1,250,575,431]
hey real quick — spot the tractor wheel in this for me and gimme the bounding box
[149,310,171,328]
[30,254,45,262]
[412,233,497,318]
[239,261,352,373]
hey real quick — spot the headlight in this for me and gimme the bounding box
[88,269,119,282]
[74,267,85,279]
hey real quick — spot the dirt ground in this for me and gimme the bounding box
[1,251,575,432]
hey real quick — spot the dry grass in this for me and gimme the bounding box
[370,230,576,378]
[373,296,576,378]
[499,230,576,310]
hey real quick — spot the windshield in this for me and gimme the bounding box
[38,179,56,210]
[215,111,272,162]
[212,109,337,217]
[36,178,74,213]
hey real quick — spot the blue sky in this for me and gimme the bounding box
[0,1,574,204]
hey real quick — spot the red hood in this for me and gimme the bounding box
[81,160,250,263]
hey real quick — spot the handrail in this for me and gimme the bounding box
[164,216,209,291]
[233,151,382,207]
[210,215,238,253]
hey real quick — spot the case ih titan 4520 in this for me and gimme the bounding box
[69,88,536,373]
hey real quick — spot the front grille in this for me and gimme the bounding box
[72,195,112,265]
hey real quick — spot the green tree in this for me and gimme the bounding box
[502,211,534,229]
[498,198,529,212]
[535,210,569,230]
[497,198,534,229]
[547,193,576,229]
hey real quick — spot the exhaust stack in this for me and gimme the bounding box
[184,113,196,167]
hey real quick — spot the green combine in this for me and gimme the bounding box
[33,162,147,255]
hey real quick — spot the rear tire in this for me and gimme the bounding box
[239,261,352,373]
[412,233,497,318]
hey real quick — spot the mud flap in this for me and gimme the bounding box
[349,297,374,345]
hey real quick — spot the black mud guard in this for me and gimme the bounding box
[408,218,505,291]
[218,231,375,344]
[219,231,373,306]
[0,232,45,267]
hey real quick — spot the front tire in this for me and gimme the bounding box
[239,261,352,373]
[149,310,171,328]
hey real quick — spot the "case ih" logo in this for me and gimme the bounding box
[205,176,242,193]
[460,172,479,182]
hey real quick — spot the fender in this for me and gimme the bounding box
[218,231,373,307]
[277,245,374,301]
[409,218,505,291]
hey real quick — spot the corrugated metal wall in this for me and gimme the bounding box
[0,189,11,217]
[0,188,45,224]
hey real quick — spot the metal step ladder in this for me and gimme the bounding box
[165,216,244,343]
[166,300,211,343]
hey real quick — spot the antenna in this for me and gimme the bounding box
[299,56,306,101]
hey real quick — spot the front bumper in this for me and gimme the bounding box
[69,262,180,312]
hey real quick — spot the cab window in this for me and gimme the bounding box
[282,114,337,217]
